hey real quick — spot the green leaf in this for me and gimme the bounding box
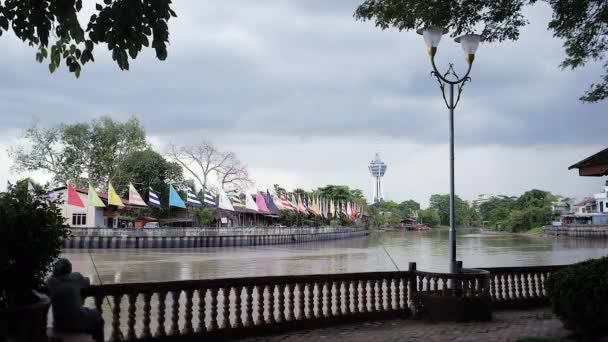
[0,16,8,31]
[96,4,102,11]
[49,63,56,73]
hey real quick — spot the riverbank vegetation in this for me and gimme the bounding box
[478,190,557,233]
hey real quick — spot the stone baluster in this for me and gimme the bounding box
[408,263,418,314]
[196,289,207,333]
[488,276,495,300]
[360,280,368,313]
[402,277,409,310]
[244,286,254,327]
[267,285,276,324]
[285,284,293,321]
[521,272,530,298]
[209,289,219,331]
[182,290,194,335]
[169,290,181,335]
[221,287,231,329]
[515,274,523,299]
[256,286,265,325]
[315,282,323,318]
[352,281,360,314]
[503,275,511,300]
[334,281,342,316]
[376,279,383,311]
[296,283,304,320]
[126,293,137,340]
[234,286,243,328]
[155,291,167,337]
[324,282,332,317]
[497,275,505,301]
[532,273,540,298]
[369,280,376,312]
[142,293,153,339]
[306,283,314,320]
[111,294,122,341]
[387,278,394,311]
[277,284,286,323]
[524,273,532,299]
[343,281,351,315]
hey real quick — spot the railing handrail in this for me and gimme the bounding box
[83,271,410,296]
[479,265,567,273]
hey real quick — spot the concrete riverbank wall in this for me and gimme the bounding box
[63,228,369,249]
[543,224,608,238]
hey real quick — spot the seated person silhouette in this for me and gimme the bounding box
[47,258,104,342]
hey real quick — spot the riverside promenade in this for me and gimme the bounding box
[64,226,368,249]
[237,308,568,342]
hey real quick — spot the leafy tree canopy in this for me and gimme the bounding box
[10,115,147,188]
[354,0,608,102]
[429,193,476,226]
[115,148,186,213]
[0,0,177,76]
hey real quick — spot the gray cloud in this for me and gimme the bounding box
[0,0,606,149]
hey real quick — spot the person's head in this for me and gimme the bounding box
[53,258,72,277]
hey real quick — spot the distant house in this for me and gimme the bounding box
[551,198,575,216]
[574,198,595,215]
[593,181,608,214]
[50,186,144,228]
[471,194,496,208]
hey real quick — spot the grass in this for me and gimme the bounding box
[527,226,544,234]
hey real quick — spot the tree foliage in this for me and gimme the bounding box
[354,0,608,102]
[10,116,147,188]
[0,180,70,306]
[0,0,177,76]
[477,189,555,232]
[429,194,476,226]
[115,148,185,214]
[418,208,441,227]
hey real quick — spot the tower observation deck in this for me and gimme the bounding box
[368,153,387,204]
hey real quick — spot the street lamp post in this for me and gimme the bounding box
[417,28,481,274]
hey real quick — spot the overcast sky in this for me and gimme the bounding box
[0,1,606,207]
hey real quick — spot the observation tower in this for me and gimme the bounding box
[368,153,387,204]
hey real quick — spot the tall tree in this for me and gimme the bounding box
[167,141,251,193]
[354,0,608,102]
[10,116,147,188]
[114,148,185,204]
[216,153,253,194]
[399,199,421,217]
[429,194,475,226]
[0,0,177,76]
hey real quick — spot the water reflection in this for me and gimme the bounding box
[62,229,608,284]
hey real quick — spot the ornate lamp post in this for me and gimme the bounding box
[417,27,481,273]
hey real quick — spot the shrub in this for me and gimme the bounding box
[545,257,608,338]
[0,180,70,307]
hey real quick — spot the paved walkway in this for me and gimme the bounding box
[237,309,569,342]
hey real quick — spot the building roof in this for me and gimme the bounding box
[568,148,608,176]
[574,198,594,207]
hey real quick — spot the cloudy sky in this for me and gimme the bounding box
[0,1,606,207]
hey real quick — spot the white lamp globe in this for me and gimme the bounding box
[454,34,481,63]
[416,27,448,49]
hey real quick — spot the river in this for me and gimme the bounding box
[61,229,608,285]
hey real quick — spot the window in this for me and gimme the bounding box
[72,213,87,226]
[601,202,605,213]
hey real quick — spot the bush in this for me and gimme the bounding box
[545,257,608,338]
[0,180,70,307]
